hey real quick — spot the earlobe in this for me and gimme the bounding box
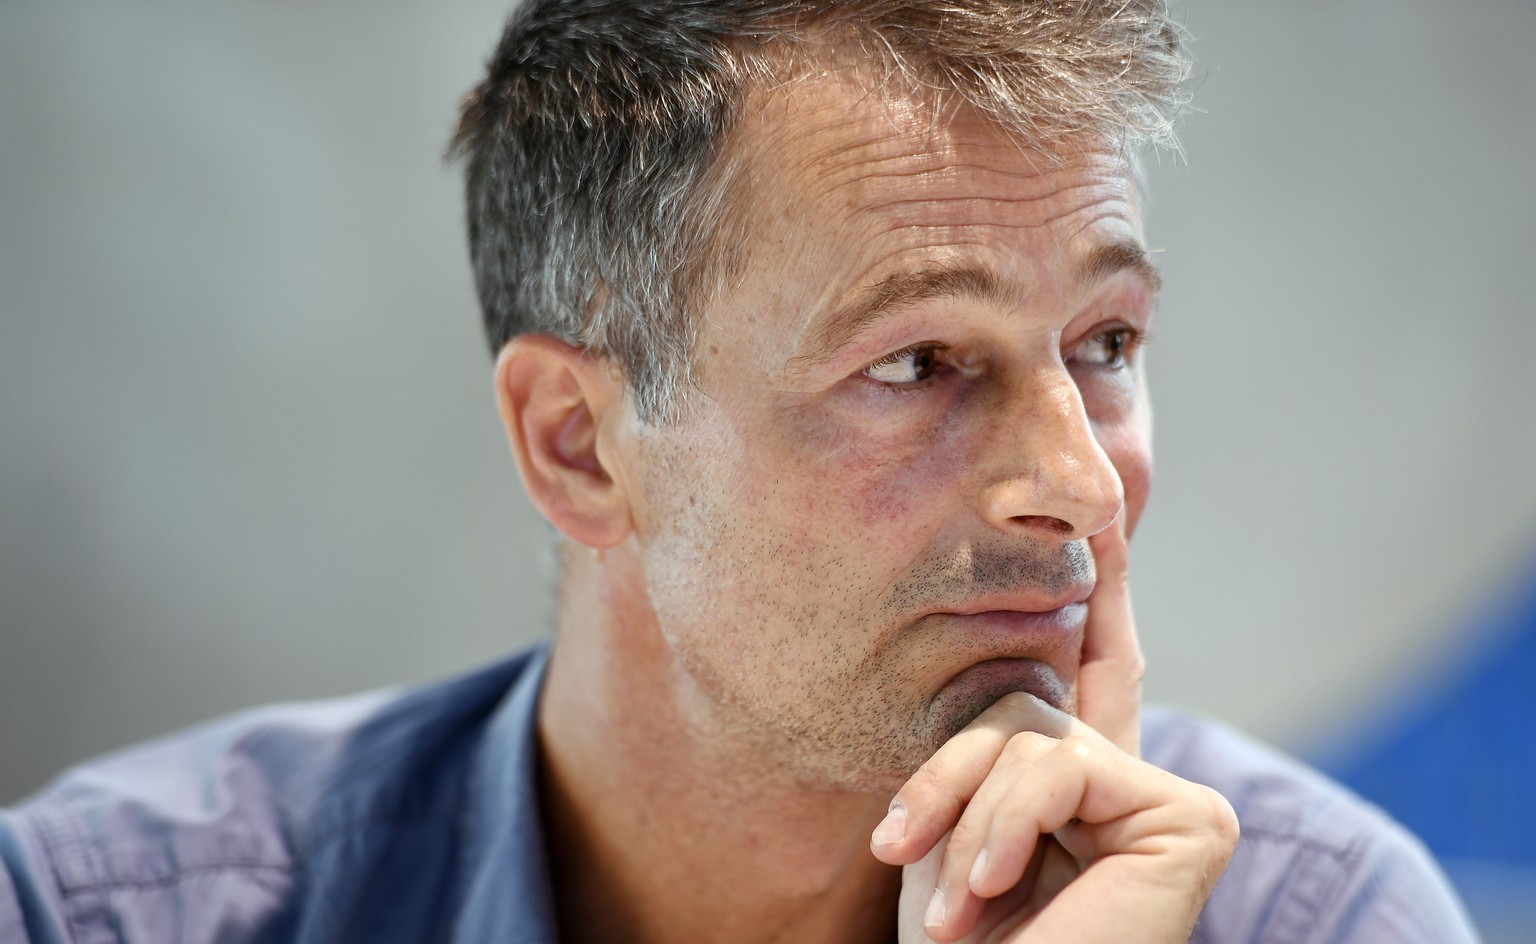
[494,336,632,549]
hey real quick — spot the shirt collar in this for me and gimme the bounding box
[450,641,899,944]
[455,640,560,944]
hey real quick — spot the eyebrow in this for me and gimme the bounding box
[798,265,1015,365]
[1077,239,1162,296]
[789,239,1161,374]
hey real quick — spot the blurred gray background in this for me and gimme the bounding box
[2,0,1534,934]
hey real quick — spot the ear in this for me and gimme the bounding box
[494,335,631,549]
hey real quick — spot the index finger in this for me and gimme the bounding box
[1077,516,1144,755]
[870,690,1083,866]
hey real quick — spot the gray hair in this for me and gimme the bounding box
[451,0,1190,422]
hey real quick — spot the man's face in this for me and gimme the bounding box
[609,71,1155,793]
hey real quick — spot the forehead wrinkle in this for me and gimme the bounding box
[720,80,1143,386]
[753,91,950,190]
[787,127,1038,204]
[846,198,1133,248]
[829,161,1086,211]
[813,134,1130,196]
[879,156,1051,177]
[841,175,1132,235]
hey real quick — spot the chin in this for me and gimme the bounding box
[925,658,1076,734]
[760,661,1078,794]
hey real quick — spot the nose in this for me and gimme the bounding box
[977,365,1123,541]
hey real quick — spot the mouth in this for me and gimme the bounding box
[934,602,1088,637]
[920,586,1092,714]
[938,584,1094,618]
[928,582,1093,642]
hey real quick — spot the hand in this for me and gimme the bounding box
[871,521,1239,943]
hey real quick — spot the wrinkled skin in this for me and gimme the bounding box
[612,75,1152,792]
[513,64,1234,944]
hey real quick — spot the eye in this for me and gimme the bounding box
[862,344,942,385]
[1072,326,1145,369]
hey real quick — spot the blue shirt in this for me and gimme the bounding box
[0,642,1479,943]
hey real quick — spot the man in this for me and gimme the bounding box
[0,1,1480,942]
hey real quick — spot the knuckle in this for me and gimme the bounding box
[908,756,951,795]
[947,818,985,855]
[1195,785,1241,847]
[1058,734,1096,763]
[1128,655,1148,686]
[989,799,1035,840]
[1002,730,1053,760]
[899,760,961,814]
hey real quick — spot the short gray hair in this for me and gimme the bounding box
[451,0,1190,422]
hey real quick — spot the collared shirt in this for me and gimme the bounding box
[0,642,1479,943]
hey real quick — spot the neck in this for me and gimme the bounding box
[536,543,900,944]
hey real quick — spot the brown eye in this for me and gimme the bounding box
[1074,327,1141,368]
[863,345,940,385]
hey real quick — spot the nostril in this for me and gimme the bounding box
[1012,515,1073,536]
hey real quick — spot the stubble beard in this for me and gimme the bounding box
[649,538,1093,797]
[633,433,1093,796]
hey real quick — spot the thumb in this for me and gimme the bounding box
[1077,516,1144,755]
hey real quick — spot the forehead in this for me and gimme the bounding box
[703,67,1143,363]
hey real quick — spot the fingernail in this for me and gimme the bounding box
[968,848,989,889]
[871,801,906,845]
[924,887,947,929]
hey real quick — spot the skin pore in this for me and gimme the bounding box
[509,60,1161,944]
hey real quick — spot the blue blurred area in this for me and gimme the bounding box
[1313,561,1536,867]
[1310,555,1536,940]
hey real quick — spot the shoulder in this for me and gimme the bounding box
[1142,706,1480,944]
[0,646,545,944]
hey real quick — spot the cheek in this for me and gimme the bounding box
[1100,420,1152,538]
[787,412,970,544]
[1082,368,1153,538]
